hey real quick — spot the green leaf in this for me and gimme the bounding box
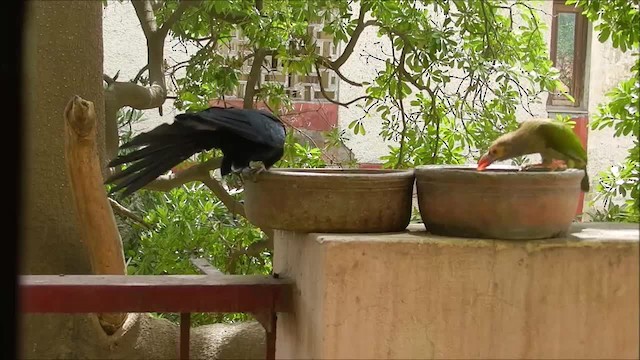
[597,27,611,43]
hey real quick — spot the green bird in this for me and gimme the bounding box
[477,118,589,192]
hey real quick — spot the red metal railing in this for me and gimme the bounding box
[20,268,293,360]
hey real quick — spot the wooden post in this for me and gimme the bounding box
[63,95,127,334]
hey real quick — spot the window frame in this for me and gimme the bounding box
[548,0,589,108]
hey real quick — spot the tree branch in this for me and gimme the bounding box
[64,95,127,334]
[479,0,496,57]
[105,0,183,161]
[158,0,200,39]
[108,81,168,110]
[136,156,274,248]
[103,73,116,86]
[132,0,157,37]
[227,236,273,274]
[109,198,152,230]
[244,48,267,109]
[130,0,169,87]
[332,65,363,87]
[314,64,369,107]
[200,177,246,218]
[135,156,267,236]
[318,57,363,87]
[330,3,378,68]
[142,157,223,191]
[396,60,427,91]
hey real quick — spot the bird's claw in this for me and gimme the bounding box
[241,162,267,183]
[521,160,567,172]
[549,159,568,171]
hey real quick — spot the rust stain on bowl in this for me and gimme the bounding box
[244,168,415,233]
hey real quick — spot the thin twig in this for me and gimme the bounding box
[314,64,369,107]
[103,74,116,86]
[132,64,149,83]
[227,236,273,274]
[479,0,496,57]
[395,47,408,168]
[109,198,152,230]
[200,176,246,218]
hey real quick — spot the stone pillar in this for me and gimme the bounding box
[274,223,639,359]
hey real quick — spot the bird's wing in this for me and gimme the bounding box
[178,108,285,148]
[537,121,587,163]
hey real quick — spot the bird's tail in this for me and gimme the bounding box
[581,169,590,192]
[105,119,216,197]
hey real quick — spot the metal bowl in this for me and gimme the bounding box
[243,168,415,233]
[415,165,583,240]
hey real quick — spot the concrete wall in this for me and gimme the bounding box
[581,28,636,209]
[103,1,636,210]
[274,223,639,359]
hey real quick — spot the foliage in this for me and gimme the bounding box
[588,161,639,222]
[161,0,351,113]
[567,0,639,52]
[156,0,565,170]
[358,0,565,169]
[588,68,639,222]
[124,185,269,325]
[568,0,640,222]
[277,131,327,168]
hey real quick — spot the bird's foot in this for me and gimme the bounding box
[521,160,567,172]
[241,162,267,183]
[521,163,546,172]
[548,159,568,171]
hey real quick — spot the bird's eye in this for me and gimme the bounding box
[490,149,497,155]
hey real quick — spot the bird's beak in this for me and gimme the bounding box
[477,153,494,171]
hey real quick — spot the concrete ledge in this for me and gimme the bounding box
[274,223,639,359]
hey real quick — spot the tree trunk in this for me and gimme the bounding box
[20,1,111,357]
[21,0,103,277]
[20,2,266,359]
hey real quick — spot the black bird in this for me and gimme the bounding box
[105,106,286,197]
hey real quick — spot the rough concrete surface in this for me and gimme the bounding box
[275,222,639,360]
